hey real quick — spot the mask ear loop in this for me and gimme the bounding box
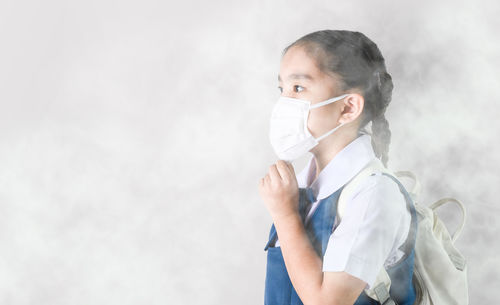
[309,94,350,142]
[315,122,345,142]
[309,94,350,109]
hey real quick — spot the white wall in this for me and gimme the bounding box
[0,0,498,303]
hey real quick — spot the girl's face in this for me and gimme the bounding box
[278,45,346,140]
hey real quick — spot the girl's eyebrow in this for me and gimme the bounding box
[278,73,314,82]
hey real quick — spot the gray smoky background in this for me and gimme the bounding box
[0,0,498,304]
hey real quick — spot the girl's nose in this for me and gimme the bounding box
[281,90,300,99]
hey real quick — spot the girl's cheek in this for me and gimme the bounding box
[308,110,339,138]
[307,113,321,137]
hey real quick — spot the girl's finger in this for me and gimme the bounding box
[264,174,271,185]
[276,160,291,182]
[269,164,282,182]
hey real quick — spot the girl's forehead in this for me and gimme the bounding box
[279,47,323,81]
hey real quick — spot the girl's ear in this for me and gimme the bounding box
[339,93,364,124]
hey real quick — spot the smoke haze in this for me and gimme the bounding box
[0,0,498,303]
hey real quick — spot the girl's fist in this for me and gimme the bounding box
[258,160,299,221]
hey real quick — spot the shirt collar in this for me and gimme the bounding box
[296,134,377,201]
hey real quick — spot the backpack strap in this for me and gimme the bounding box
[337,158,392,220]
[393,170,421,203]
[337,159,395,303]
[337,159,418,304]
[373,282,396,305]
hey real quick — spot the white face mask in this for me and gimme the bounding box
[269,94,350,161]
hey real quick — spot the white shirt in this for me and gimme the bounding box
[274,134,411,289]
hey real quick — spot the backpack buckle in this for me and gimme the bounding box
[373,282,398,305]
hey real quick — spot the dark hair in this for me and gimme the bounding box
[283,30,394,167]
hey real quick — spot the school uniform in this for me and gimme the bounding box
[264,134,417,305]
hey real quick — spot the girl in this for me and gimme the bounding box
[258,30,417,305]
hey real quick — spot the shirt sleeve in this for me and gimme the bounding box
[321,173,410,289]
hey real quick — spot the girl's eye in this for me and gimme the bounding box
[294,85,304,93]
[278,86,283,93]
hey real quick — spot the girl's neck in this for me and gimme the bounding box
[312,148,342,178]
[311,131,359,181]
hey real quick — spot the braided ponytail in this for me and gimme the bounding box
[371,71,393,167]
[372,114,391,167]
[284,30,395,167]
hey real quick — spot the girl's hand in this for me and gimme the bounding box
[258,160,300,221]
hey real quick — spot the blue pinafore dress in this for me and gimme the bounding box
[264,173,418,305]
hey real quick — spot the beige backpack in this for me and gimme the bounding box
[337,159,468,305]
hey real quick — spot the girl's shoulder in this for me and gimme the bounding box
[343,172,409,219]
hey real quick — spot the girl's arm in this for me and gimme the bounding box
[259,160,366,305]
[273,212,366,305]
